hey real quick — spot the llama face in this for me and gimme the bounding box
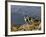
[24,16,33,24]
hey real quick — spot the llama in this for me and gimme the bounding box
[24,16,34,24]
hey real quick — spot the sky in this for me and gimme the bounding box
[11,5,41,25]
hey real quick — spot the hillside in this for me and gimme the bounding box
[11,20,41,32]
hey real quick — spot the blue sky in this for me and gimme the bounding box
[11,5,41,25]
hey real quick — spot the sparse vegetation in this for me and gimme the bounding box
[11,18,41,32]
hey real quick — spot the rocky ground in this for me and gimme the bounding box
[11,20,41,32]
